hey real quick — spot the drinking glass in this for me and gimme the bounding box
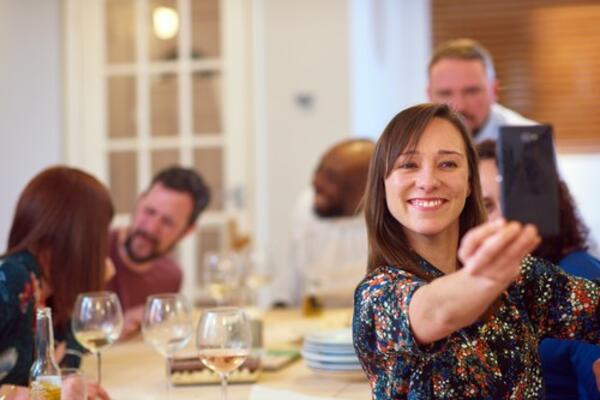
[71,292,123,385]
[236,249,272,306]
[196,307,251,400]
[203,253,240,306]
[142,293,192,395]
[60,368,87,400]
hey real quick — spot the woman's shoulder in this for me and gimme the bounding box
[355,265,422,301]
[0,252,40,332]
[0,251,40,296]
[514,254,580,289]
[0,251,39,275]
[1,252,29,278]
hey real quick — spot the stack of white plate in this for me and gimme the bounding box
[301,328,363,376]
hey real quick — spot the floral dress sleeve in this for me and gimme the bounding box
[0,255,40,386]
[516,255,600,343]
[353,266,448,398]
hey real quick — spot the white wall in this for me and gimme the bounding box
[258,0,352,299]
[259,0,434,302]
[0,0,63,247]
[350,0,430,139]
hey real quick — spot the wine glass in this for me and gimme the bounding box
[236,249,272,307]
[142,293,192,395]
[196,307,251,400]
[71,292,123,385]
[203,253,241,306]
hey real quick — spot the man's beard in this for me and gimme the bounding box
[457,111,483,137]
[313,202,344,218]
[124,230,165,263]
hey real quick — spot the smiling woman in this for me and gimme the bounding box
[352,103,600,399]
[383,117,470,263]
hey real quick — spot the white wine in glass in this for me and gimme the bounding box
[142,293,192,394]
[72,292,123,385]
[196,307,251,400]
[203,253,241,306]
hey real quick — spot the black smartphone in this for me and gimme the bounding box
[497,125,560,237]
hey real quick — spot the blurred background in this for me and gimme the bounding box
[1,0,599,305]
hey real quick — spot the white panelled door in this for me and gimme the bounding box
[64,0,254,304]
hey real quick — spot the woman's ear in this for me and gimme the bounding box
[104,258,116,282]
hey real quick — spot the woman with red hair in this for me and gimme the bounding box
[0,166,113,399]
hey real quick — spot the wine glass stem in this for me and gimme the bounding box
[220,373,228,400]
[96,351,102,385]
[165,356,172,397]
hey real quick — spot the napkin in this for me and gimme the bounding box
[249,385,349,400]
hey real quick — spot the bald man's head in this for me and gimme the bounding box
[312,139,375,218]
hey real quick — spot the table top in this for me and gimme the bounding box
[80,308,371,399]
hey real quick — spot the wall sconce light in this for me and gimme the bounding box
[153,6,179,40]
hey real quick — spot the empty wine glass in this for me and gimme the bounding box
[142,293,192,395]
[71,292,123,385]
[203,253,241,306]
[196,307,251,400]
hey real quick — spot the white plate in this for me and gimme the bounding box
[308,368,367,381]
[302,342,356,355]
[301,349,358,363]
[304,359,362,371]
[304,328,353,346]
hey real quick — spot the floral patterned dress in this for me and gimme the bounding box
[0,251,41,386]
[353,255,600,399]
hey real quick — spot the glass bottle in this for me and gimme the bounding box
[30,307,61,400]
[302,277,323,317]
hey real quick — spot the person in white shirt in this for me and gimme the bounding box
[427,38,536,142]
[273,139,375,307]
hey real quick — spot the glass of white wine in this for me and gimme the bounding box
[142,293,192,395]
[203,253,240,306]
[236,249,272,306]
[196,307,251,400]
[71,292,123,385]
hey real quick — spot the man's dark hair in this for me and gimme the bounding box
[150,166,211,225]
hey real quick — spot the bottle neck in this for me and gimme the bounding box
[34,307,56,362]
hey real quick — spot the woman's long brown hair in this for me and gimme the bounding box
[5,166,114,328]
[364,103,487,280]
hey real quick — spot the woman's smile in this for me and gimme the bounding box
[408,197,447,211]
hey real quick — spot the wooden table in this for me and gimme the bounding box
[81,308,371,399]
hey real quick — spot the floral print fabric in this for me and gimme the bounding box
[0,251,41,386]
[353,255,600,399]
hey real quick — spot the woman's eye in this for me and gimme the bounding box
[484,201,493,212]
[398,162,417,169]
[439,160,458,168]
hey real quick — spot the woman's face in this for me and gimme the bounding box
[384,118,471,244]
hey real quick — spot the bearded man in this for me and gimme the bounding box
[106,166,210,338]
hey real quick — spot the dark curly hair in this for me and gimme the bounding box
[476,139,590,264]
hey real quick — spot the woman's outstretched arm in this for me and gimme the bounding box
[409,219,540,344]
